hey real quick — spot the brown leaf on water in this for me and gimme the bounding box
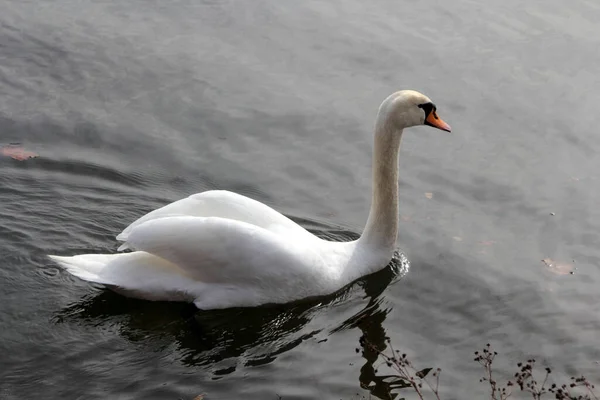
[541,258,575,275]
[193,395,204,400]
[424,192,433,199]
[1,144,38,161]
[541,258,552,266]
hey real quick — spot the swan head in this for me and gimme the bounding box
[380,90,451,133]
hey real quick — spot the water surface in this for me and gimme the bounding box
[1,0,600,399]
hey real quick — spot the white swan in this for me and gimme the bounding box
[49,90,451,310]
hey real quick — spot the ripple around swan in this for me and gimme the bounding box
[47,225,410,379]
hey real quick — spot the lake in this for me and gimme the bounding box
[1,0,599,399]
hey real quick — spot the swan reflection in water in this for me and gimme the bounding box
[54,235,414,399]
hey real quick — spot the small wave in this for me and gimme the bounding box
[15,157,146,188]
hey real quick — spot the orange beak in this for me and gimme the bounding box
[425,111,452,132]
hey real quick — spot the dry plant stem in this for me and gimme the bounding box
[361,336,441,400]
[377,350,425,399]
[475,344,512,400]
[387,340,432,400]
[363,338,599,400]
[486,357,499,399]
[424,368,442,399]
[386,341,442,399]
[585,379,600,400]
[550,376,600,400]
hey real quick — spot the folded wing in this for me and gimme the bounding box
[121,216,322,285]
[116,190,314,250]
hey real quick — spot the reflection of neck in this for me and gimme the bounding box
[356,294,390,396]
[358,116,402,254]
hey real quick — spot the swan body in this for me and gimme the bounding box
[49,90,451,310]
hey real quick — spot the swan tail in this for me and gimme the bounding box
[48,252,200,302]
[48,254,119,285]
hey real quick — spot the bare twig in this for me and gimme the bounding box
[360,339,599,400]
[474,344,512,400]
[359,335,441,400]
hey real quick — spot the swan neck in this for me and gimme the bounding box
[359,119,403,254]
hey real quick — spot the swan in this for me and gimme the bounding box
[49,90,451,310]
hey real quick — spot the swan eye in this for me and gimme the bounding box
[418,102,437,118]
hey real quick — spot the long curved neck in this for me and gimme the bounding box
[357,116,403,254]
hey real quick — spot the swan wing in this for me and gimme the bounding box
[116,190,313,250]
[120,216,327,286]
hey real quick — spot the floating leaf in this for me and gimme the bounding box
[193,395,204,400]
[424,192,433,199]
[541,258,574,275]
[1,143,38,161]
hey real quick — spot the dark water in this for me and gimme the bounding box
[2,0,600,399]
